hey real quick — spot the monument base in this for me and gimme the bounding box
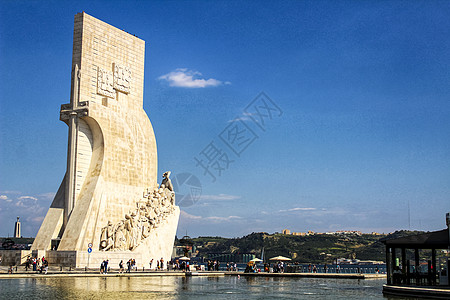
[35,207,180,268]
[0,250,32,266]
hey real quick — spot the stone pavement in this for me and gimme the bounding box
[0,266,385,280]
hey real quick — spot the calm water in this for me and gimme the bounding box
[0,276,413,299]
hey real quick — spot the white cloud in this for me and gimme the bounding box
[0,190,21,194]
[38,192,56,200]
[278,207,317,213]
[31,216,45,223]
[158,68,229,88]
[0,195,12,202]
[205,215,242,222]
[18,196,38,201]
[179,210,242,223]
[15,195,39,208]
[180,211,203,220]
[228,112,255,123]
[199,194,241,201]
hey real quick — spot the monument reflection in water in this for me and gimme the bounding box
[1,277,388,300]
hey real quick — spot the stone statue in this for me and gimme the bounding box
[100,221,114,251]
[161,172,173,191]
[99,171,176,251]
[113,221,126,250]
[161,171,175,205]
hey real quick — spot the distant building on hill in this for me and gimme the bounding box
[280,229,378,236]
[281,229,307,236]
[292,232,306,236]
[335,230,362,236]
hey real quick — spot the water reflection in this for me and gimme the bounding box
[0,276,408,299]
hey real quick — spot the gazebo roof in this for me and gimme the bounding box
[381,228,449,249]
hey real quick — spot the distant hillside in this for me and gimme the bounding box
[186,231,425,264]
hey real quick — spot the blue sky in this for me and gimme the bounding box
[1,1,450,238]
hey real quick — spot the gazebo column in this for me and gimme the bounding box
[414,248,419,268]
[414,248,419,284]
[432,248,436,285]
[386,246,391,285]
[392,246,397,284]
[401,247,407,284]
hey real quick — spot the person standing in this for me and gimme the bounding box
[43,259,49,274]
[25,256,30,271]
[119,260,124,273]
[149,259,153,270]
[32,257,37,272]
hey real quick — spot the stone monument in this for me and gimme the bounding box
[31,12,180,268]
[14,217,21,238]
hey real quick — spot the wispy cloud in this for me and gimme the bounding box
[0,195,12,202]
[0,191,52,236]
[228,112,254,123]
[180,210,242,223]
[38,192,56,200]
[158,68,230,88]
[16,196,39,207]
[180,211,203,220]
[206,215,242,222]
[0,190,22,195]
[199,194,241,201]
[278,207,317,213]
[18,196,38,201]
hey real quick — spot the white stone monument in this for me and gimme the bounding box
[31,12,180,268]
[14,217,21,238]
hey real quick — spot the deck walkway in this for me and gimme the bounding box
[0,266,385,279]
[383,284,450,299]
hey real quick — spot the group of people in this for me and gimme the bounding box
[206,260,220,271]
[100,259,109,274]
[244,261,259,273]
[226,262,238,271]
[272,261,285,273]
[111,258,138,273]
[102,257,171,273]
[149,258,167,270]
[24,256,48,274]
[308,263,318,273]
[169,259,190,271]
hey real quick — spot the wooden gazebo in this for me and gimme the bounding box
[382,228,449,287]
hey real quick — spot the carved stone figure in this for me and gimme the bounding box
[114,221,126,251]
[161,172,173,192]
[99,171,176,251]
[100,221,114,251]
[161,171,175,204]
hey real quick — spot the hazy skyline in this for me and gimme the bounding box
[1,1,450,238]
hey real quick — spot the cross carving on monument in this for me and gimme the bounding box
[60,64,89,228]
